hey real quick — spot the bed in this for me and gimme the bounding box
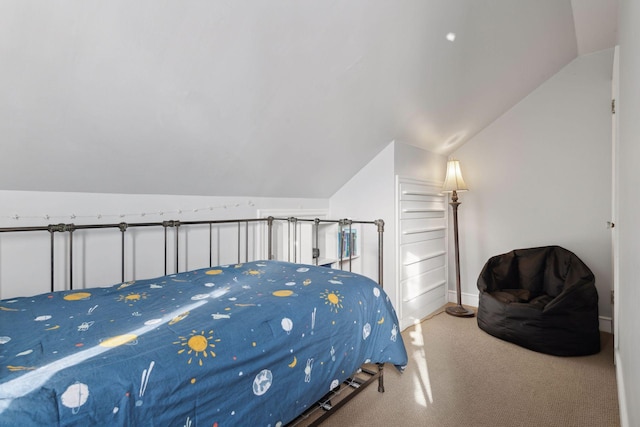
[0,216,407,426]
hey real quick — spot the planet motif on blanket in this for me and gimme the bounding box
[206,269,223,275]
[61,382,89,414]
[281,318,293,334]
[373,287,381,298]
[272,290,294,297]
[63,292,91,301]
[252,369,273,396]
[362,323,371,340]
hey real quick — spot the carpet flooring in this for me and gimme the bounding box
[320,307,620,427]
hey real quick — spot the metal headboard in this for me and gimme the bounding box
[0,216,384,293]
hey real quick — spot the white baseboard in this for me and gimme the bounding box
[447,290,479,308]
[599,316,612,334]
[615,349,629,427]
[449,290,613,333]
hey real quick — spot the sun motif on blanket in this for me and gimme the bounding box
[174,329,220,366]
[320,289,343,313]
[117,292,148,305]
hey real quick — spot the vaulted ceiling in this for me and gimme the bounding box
[0,1,617,198]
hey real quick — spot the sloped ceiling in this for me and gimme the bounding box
[0,1,617,198]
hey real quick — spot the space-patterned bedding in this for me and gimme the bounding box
[0,260,407,426]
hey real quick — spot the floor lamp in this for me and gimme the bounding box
[443,159,475,318]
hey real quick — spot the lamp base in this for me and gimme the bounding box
[445,304,475,318]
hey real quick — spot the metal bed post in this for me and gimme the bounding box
[313,218,320,265]
[236,222,241,264]
[46,223,67,292]
[245,221,249,263]
[174,221,180,274]
[286,219,290,262]
[163,221,169,276]
[344,219,353,272]
[338,219,345,270]
[267,216,274,260]
[209,223,213,267]
[287,217,298,263]
[292,217,297,263]
[375,219,384,288]
[375,218,385,393]
[119,222,127,283]
[67,224,75,291]
[48,225,56,293]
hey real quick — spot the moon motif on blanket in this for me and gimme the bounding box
[288,356,297,368]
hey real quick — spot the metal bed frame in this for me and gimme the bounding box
[0,215,386,426]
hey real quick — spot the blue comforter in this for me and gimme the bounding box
[0,260,407,426]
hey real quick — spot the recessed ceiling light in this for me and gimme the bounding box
[446,32,456,42]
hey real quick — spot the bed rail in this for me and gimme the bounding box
[0,216,384,294]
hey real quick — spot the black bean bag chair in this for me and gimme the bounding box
[477,246,600,356]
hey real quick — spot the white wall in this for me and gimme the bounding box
[330,142,396,305]
[451,49,615,323]
[330,141,447,316]
[394,143,447,183]
[615,1,640,425]
[0,190,328,299]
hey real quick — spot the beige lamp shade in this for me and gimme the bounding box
[442,159,468,192]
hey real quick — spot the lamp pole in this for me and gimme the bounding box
[446,190,474,317]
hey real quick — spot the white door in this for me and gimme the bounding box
[611,46,620,345]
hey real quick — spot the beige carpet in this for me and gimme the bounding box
[321,307,620,427]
